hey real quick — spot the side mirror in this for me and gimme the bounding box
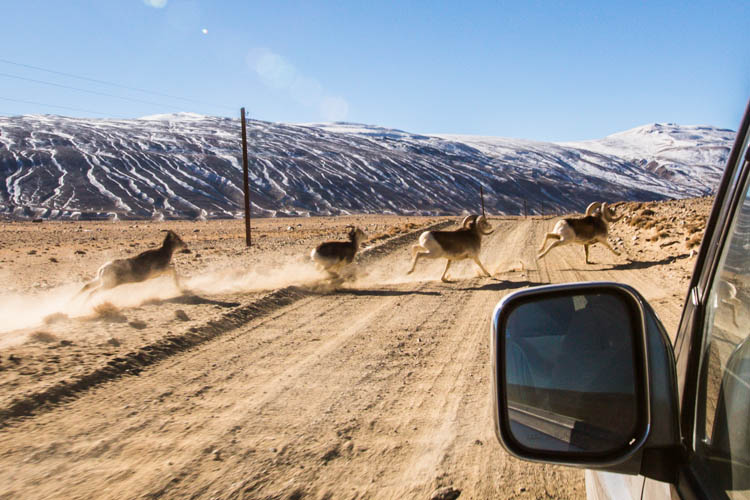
[491,282,683,481]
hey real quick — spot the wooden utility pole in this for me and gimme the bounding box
[480,186,485,216]
[241,107,251,246]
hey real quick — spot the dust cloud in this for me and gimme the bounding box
[0,258,334,346]
[0,248,474,348]
[0,277,185,348]
[0,285,81,348]
[185,259,322,295]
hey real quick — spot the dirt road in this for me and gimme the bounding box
[0,214,696,500]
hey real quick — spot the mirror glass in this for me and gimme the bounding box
[503,291,639,454]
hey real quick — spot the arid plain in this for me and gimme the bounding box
[0,198,710,499]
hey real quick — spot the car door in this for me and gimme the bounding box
[647,101,750,500]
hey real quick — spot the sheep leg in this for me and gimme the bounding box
[538,233,560,253]
[339,263,357,281]
[324,261,344,280]
[335,261,358,282]
[537,233,560,259]
[407,246,429,274]
[84,282,105,302]
[76,278,100,298]
[440,260,453,282]
[168,266,186,292]
[537,237,563,260]
[584,244,591,264]
[472,256,491,277]
[599,238,620,257]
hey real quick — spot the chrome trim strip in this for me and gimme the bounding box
[691,287,701,307]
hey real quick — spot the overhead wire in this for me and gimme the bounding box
[0,96,114,117]
[0,57,236,113]
[0,71,196,112]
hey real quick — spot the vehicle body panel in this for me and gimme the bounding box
[490,100,750,500]
[587,100,750,500]
[585,470,644,500]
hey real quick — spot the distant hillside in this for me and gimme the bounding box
[0,114,735,220]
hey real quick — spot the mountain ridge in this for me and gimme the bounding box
[0,114,735,220]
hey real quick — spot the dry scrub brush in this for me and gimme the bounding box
[686,233,703,249]
[369,222,420,243]
[629,215,652,228]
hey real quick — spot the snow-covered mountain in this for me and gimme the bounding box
[0,114,736,220]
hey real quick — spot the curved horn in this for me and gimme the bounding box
[477,215,494,235]
[584,201,602,217]
[600,202,621,223]
[461,215,478,228]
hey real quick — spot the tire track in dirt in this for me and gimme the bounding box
[0,289,417,498]
[0,221,454,427]
[0,287,309,426]
[0,216,691,499]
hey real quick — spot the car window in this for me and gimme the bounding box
[694,159,750,499]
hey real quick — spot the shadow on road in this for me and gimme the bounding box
[555,253,691,272]
[459,280,545,292]
[606,253,691,271]
[335,288,442,297]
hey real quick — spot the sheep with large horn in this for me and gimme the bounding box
[537,202,624,264]
[407,214,494,282]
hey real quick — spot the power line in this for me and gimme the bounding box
[0,71,192,112]
[0,97,113,117]
[0,57,236,112]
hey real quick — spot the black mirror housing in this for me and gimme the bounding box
[491,282,682,482]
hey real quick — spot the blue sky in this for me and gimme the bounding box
[2,0,748,141]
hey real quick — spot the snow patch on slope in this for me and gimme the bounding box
[0,115,735,220]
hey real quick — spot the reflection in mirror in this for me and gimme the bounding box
[504,292,639,454]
